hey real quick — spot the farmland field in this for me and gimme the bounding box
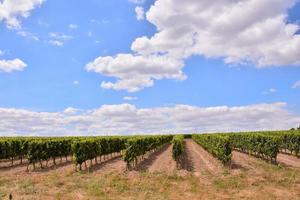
[2,0,300,199]
[0,131,300,200]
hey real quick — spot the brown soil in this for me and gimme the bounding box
[88,156,126,173]
[147,144,176,173]
[182,139,223,175]
[134,144,176,173]
[277,153,300,168]
[1,145,300,199]
[0,154,125,178]
[230,151,260,171]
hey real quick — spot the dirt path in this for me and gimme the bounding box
[277,153,300,168]
[231,151,300,170]
[182,139,223,175]
[135,144,176,173]
[90,156,126,173]
[147,144,176,173]
[0,158,73,177]
[230,151,261,172]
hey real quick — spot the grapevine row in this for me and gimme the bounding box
[72,137,127,170]
[123,135,172,169]
[229,133,280,163]
[0,138,28,165]
[26,138,73,170]
[192,134,232,164]
[261,131,300,156]
[1,130,299,171]
[171,135,184,161]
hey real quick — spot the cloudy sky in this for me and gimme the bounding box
[0,0,300,136]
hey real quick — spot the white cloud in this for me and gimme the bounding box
[135,6,144,20]
[68,24,78,30]
[292,80,300,89]
[123,96,138,101]
[86,54,185,92]
[0,58,27,72]
[0,102,299,136]
[73,80,79,85]
[49,32,72,40]
[0,50,4,56]
[262,88,277,95]
[129,0,145,4]
[63,107,79,115]
[136,0,300,67]
[17,30,39,41]
[49,40,63,47]
[87,0,300,92]
[132,0,300,67]
[0,0,45,29]
[48,32,72,47]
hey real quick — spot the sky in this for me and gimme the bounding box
[0,0,300,136]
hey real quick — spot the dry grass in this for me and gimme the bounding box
[0,150,300,200]
[0,162,299,200]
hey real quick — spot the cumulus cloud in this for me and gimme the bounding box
[292,80,300,89]
[0,58,27,72]
[135,6,144,20]
[136,0,300,67]
[86,54,185,92]
[87,0,300,92]
[0,0,45,29]
[63,107,79,115]
[0,102,299,136]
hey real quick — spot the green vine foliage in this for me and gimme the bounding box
[262,131,300,156]
[192,134,232,164]
[0,138,29,164]
[1,130,299,170]
[123,135,172,168]
[71,137,127,170]
[27,138,73,168]
[172,135,184,161]
[229,133,280,163]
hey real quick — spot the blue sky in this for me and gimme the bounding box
[0,0,299,136]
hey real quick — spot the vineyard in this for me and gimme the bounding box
[0,130,300,199]
[1,131,300,170]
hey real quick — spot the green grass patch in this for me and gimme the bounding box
[213,174,245,190]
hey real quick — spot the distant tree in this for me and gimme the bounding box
[290,128,295,131]
[297,125,300,130]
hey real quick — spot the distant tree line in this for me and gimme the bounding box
[290,125,300,131]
